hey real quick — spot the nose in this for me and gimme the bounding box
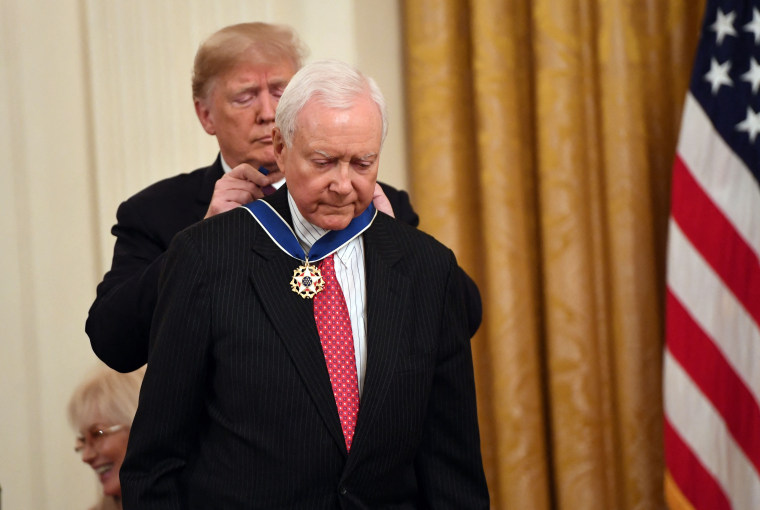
[81,442,97,464]
[330,163,354,195]
[256,90,277,124]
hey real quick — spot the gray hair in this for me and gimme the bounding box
[275,59,387,147]
[68,365,145,430]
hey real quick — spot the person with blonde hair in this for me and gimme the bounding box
[68,365,145,510]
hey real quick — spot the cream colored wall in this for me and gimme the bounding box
[0,1,405,508]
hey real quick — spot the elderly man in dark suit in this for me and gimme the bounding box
[86,23,480,373]
[120,59,489,509]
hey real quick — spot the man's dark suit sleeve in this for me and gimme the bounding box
[86,198,165,372]
[415,251,490,508]
[379,182,419,227]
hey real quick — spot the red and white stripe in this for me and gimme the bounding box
[664,93,760,509]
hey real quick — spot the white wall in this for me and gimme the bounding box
[0,1,405,508]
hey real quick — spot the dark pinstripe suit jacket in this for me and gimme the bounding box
[86,156,434,373]
[120,186,489,509]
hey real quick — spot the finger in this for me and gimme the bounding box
[205,187,260,219]
[219,188,258,204]
[229,163,271,187]
[264,170,285,185]
[215,176,260,195]
[205,196,255,219]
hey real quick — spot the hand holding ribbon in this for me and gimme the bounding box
[205,164,284,219]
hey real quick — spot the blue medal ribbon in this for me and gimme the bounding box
[241,198,377,264]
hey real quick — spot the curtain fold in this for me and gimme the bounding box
[402,1,705,508]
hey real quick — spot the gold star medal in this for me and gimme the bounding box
[290,261,325,299]
[241,199,377,300]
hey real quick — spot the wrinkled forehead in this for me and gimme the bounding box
[209,51,296,93]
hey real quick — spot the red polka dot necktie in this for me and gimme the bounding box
[314,254,359,452]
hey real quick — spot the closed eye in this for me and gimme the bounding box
[233,94,253,105]
[313,159,335,168]
[352,158,375,170]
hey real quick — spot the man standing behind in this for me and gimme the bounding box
[121,60,489,509]
[86,23,427,373]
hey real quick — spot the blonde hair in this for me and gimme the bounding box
[192,22,308,99]
[67,365,145,430]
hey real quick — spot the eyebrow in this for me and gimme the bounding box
[313,150,378,159]
[268,78,289,87]
[232,78,288,95]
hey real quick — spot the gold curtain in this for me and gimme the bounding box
[402,1,705,508]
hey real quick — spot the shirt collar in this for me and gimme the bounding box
[287,192,328,254]
[220,155,233,174]
[286,192,357,268]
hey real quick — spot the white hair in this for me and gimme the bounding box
[275,59,387,147]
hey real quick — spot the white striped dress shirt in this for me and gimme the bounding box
[287,193,368,396]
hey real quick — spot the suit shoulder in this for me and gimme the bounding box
[176,206,252,242]
[123,165,214,208]
[375,213,454,259]
[114,165,219,238]
[378,181,401,196]
[377,181,419,227]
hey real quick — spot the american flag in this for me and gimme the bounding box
[664,0,760,508]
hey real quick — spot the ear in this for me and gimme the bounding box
[273,127,287,170]
[194,97,216,135]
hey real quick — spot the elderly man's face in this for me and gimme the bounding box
[274,94,382,231]
[195,55,296,170]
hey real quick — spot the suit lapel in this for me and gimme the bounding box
[345,216,410,470]
[246,188,348,454]
[245,193,412,462]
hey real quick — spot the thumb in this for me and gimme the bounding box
[372,183,395,218]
